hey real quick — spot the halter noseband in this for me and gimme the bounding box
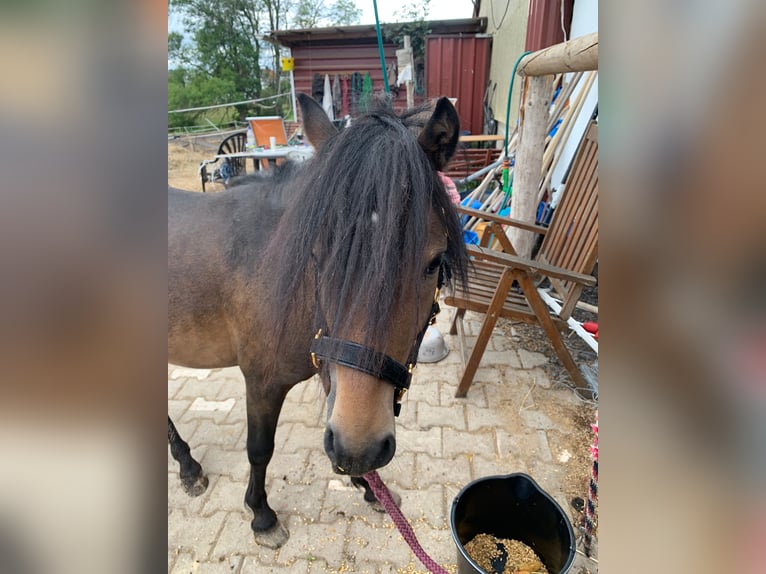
[310,265,445,416]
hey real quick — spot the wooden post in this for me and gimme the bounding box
[508,75,553,259]
[505,33,598,258]
[404,36,414,109]
[397,36,415,109]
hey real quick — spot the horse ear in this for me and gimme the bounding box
[418,97,460,171]
[298,93,338,149]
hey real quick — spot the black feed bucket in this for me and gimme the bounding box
[450,473,575,574]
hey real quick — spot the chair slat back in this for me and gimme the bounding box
[536,121,598,318]
[219,132,248,175]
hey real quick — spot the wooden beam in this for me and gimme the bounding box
[403,36,414,109]
[518,32,598,77]
[459,134,505,143]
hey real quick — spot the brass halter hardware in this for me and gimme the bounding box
[310,328,323,369]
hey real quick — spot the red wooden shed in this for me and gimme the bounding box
[270,18,491,134]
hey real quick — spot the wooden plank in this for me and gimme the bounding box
[457,206,549,235]
[459,134,505,143]
[467,245,597,286]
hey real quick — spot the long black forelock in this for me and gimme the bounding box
[262,101,468,358]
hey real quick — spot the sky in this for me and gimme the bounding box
[169,0,476,34]
[355,0,476,25]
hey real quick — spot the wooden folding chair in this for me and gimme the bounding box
[445,121,598,398]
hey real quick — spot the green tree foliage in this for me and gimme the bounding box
[385,0,431,59]
[292,0,325,28]
[169,0,264,121]
[168,0,361,128]
[291,0,361,28]
[168,68,239,129]
[326,0,362,26]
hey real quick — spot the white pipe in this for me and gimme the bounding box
[537,288,598,354]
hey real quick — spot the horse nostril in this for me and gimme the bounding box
[324,427,336,459]
[377,434,396,467]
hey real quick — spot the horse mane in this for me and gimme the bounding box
[260,100,468,368]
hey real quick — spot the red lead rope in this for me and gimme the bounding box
[363,470,451,574]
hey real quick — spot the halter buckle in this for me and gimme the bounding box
[310,328,323,369]
[429,287,441,325]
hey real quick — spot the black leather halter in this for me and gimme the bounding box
[310,265,445,416]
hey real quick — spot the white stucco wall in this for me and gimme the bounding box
[549,0,598,199]
[477,0,530,144]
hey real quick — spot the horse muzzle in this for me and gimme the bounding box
[323,425,396,476]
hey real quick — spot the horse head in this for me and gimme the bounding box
[295,94,465,476]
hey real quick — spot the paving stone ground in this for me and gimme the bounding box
[168,310,598,574]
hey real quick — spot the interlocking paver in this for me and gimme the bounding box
[438,380,489,409]
[517,348,550,369]
[281,422,325,454]
[395,426,442,458]
[201,474,249,516]
[168,316,598,573]
[415,453,472,490]
[471,453,529,478]
[464,402,511,432]
[269,480,326,522]
[344,518,412,565]
[417,402,465,431]
[191,420,246,448]
[442,427,495,459]
[265,449,310,484]
[168,399,192,421]
[396,484,447,528]
[519,409,561,431]
[168,508,226,561]
[199,448,249,481]
[212,511,277,565]
[407,372,441,405]
[276,516,347,569]
[380,451,416,489]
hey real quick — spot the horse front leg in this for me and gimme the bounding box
[244,380,290,548]
[168,416,208,496]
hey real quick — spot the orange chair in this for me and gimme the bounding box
[246,116,288,170]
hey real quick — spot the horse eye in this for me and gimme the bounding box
[424,255,443,277]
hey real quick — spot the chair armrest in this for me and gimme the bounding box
[199,158,219,174]
[466,245,597,286]
[457,206,548,235]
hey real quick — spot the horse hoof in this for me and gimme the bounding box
[371,487,401,513]
[253,521,289,549]
[182,474,209,497]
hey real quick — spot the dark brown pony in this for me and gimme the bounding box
[168,94,467,548]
